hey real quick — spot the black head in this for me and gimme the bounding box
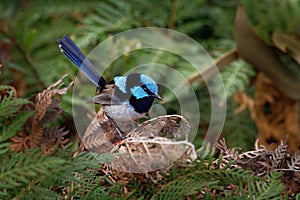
[114,73,161,114]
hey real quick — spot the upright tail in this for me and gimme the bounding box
[57,35,107,89]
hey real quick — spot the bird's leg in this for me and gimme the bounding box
[132,119,143,133]
[106,115,126,140]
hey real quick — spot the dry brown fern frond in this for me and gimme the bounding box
[10,75,73,152]
[214,139,300,194]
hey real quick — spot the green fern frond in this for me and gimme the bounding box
[153,168,255,199]
[0,86,34,143]
[152,154,255,200]
[80,0,133,42]
[0,142,10,155]
[245,171,285,200]
[242,0,300,42]
[152,176,214,200]
[221,59,256,98]
[0,145,114,199]
[0,111,35,142]
[0,1,100,94]
[0,150,67,189]
[0,96,32,119]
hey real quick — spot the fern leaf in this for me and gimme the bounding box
[152,167,253,199]
[0,151,67,189]
[221,59,255,98]
[0,111,35,142]
[288,153,300,171]
[0,142,10,155]
[82,0,132,37]
[271,141,287,169]
[0,96,32,118]
[248,171,285,200]
[151,173,213,200]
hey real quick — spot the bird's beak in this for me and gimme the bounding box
[154,94,163,101]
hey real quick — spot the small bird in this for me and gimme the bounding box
[57,35,162,123]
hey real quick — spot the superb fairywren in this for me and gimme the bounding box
[57,35,162,122]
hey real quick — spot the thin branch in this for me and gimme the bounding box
[168,0,178,30]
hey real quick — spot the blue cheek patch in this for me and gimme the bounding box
[114,76,127,93]
[146,83,158,94]
[130,86,148,99]
[140,74,158,94]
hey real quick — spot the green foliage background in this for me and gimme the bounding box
[1,0,298,199]
[0,0,257,149]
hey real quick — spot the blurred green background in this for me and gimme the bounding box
[1,0,300,199]
[1,0,300,150]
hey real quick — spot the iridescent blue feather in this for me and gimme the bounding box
[57,35,106,89]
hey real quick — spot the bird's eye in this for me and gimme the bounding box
[141,85,151,94]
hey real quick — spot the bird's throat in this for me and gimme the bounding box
[129,96,155,114]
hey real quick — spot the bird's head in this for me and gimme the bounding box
[114,73,162,113]
[114,73,161,100]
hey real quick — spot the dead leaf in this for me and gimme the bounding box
[10,75,73,152]
[253,73,299,151]
[214,139,300,194]
[232,92,254,118]
[40,126,69,153]
[31,74,73,147]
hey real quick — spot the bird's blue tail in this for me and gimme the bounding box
[57,35,106,89]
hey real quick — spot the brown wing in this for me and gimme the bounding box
[89,84,122,105]
[81,107,123,153]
